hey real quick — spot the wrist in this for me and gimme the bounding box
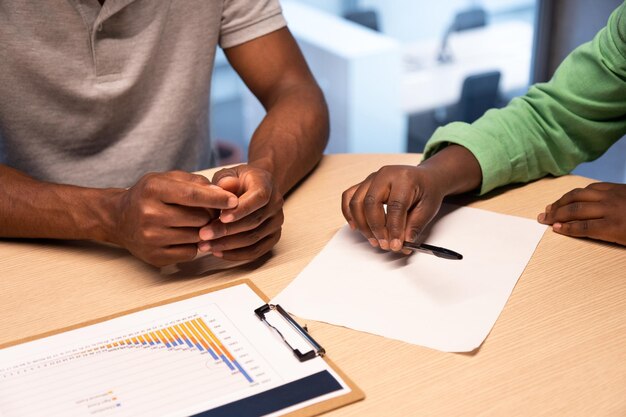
[420,144,482,196]
[79,187,126,244]
[248,156,275,176]
[248,156,287,195]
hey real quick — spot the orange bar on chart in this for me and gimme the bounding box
[191,319,222,355]
[161,328,179,345]
[174,324,196,348]
[179,322,202,350]
[154,330,170,346]
[149,332,161,345]
[183,321,210,350]
[196,318,235,361]
[167,326,185,346]
[143,333,155,345]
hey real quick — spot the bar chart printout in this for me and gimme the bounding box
[0,283,351,417]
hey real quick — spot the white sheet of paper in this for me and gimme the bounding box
[274,204,547,352]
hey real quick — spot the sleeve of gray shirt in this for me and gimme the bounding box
[219,0,287,49]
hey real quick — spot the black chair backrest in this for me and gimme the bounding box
[343,9,380,32]
[453,7,487,32]
[458,71,501,123]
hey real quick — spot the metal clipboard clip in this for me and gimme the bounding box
[254,304,325,362]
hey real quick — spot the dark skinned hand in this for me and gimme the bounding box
[112,171,237,267]
[538,182,626,246]
[341,165,447,254]
[198,164,284,261]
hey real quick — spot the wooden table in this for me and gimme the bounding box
[1,154,624,416]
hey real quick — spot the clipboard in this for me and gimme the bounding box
[0,279,364,417]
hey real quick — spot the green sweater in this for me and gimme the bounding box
[424,2,626,195]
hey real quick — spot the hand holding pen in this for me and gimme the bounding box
[340,150,480,259]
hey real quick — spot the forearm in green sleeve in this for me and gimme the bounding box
[424,2,626,195]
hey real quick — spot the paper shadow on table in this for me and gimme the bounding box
[160,251,271,279]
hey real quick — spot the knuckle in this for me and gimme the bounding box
[256,188,271,204]
[386,199,407,213]
[251,212,265,227]
[249,232,261,244]
[138,205,157,221]
[276,210,285,226]
[407,227,421,242]
[191,174,210,185]
[580,220,589,232]
[349,198,362,211]
[250,243,265,258]
[180,186,200,203]
[368,220,385,232]
[139,228,156,242]
[140,175,161,197]
[341,189,351,201]
[570,188,584,197]
[377,166,391,175]
[567,202,581,213]
[363,194,377,208]
[169,170,186,178]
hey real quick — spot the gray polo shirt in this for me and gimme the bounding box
[0,0,286,188]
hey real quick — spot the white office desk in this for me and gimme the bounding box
[402,21,533,114]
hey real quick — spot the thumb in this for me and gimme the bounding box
[212,168,241,195]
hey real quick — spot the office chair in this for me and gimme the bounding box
[438,7,488,63]
[407,71,501,152]
[343,9,381,32]
[436,70,502,124]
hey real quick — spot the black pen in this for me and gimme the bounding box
[402,241,463,260]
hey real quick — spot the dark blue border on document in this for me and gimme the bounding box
[191,370,342,417]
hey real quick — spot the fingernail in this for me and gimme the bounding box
[537,213,545,223]
[199,228,214,240]
[213,251,223,258]
[368,238,379,247]
[553,222,562,231]
[221,213,235,223]
[545,204,552,214]
[348,221,356,230]
[380,240,390,250]
[391,239,403,251]
[198,242,212,253]
[408,229,419,243]
[227,196,238,207]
